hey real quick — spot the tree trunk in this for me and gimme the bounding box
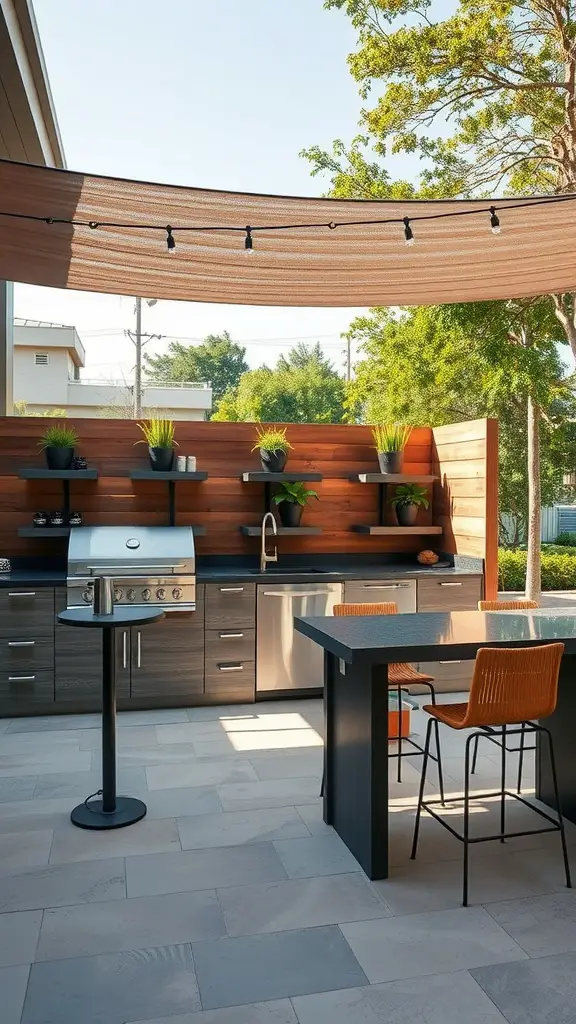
[525,393,542,603]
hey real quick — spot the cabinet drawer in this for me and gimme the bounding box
[417,576,482,612]
[0,635,54,673]
[0,669,54,705]
[418,659,475,693]
[205,583,256,629]
[204,658,255,702]
[206,628,255,663]
[0,587,55,634]
[344,580,416,613]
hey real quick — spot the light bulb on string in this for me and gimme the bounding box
[244,226,254,254]
[166,225,176,253]
[403,217,415,246]
[489,207,500,235]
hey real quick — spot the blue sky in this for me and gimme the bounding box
[15,0,388,379]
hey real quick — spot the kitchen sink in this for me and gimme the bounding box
[248,567,335,575]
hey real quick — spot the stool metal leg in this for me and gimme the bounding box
[500,724,507,843]
[542,725,572,889]
[516,722,526,794]
[463,732,474,906]
[471,733,480,774]
[397,683,403,783]
[411,717,433,860]
[426,683,445,805]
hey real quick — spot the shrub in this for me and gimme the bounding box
[555,531,576,547]
[499,548,576,591]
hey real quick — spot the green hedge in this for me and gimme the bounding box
[499,548,576,590]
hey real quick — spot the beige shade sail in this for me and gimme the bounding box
[1,159,576,306]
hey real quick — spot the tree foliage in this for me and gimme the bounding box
[212,343,346,423]
[144,332,249,413]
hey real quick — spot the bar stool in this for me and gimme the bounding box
[411,643,572,906]
[332,602,444,795]
[472,600,539,793]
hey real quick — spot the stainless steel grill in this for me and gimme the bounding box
[66,526,196,612]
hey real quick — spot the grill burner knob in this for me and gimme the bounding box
[172,587,183,600]
[113,588,123,601]
[82,589,93,604]
[142,588,151,601]
[127,589,136,602]
[156,588,166,601]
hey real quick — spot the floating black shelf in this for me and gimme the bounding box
[129,469,208,527]
[351,525,443,536]
[241,472,323,482]
[18,527,72,538]
[18,466,98,523]
[350,473,438,485]
[240,525,322,536]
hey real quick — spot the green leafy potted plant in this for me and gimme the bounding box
[272,481,319,527]
[136,418,178,471]
[372,424,412,474]
[251,425,293,473]
[390,483,430,526]
[39,423,78,470]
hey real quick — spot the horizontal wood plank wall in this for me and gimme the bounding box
[431,418,498,599]
[0,419,437,557]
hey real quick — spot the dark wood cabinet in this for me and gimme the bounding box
[55,625,130,705]
[130,613,204,700]
[205,583,256,629]
[0,587,55,634]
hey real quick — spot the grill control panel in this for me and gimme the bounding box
[68,576,195,610]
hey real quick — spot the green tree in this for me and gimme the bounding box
[212,344,347,423]
[302,0,576,597]
[144,332,249,413]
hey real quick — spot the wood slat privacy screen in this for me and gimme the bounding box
[0,418,497,592]
[1,160,576,306]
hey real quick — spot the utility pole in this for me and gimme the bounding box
[344,336,351,381]
[134,296,142,419]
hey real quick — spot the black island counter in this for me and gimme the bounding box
[295,609,576,879]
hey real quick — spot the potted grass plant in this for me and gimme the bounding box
[272,481,319,527]
[372,424,412,474]
[39,423,78,470]
[251,424,293,473]
[136,418,178,471]
[389,483,430,526]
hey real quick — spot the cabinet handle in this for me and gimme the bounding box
[137,631,141,668]
[219,587,244,593]
[439,582,463,587]
[7,641,35,647]
[8,675,35,682]
[361,583,409,589]
[123,631,128,669]
[8,592,36,597]
[219,632,244,638]
[440,660,462,665]
[218,664,244,672]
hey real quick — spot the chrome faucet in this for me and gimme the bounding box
[260,512,278,573]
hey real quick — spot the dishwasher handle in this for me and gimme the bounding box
[262,590,336,598]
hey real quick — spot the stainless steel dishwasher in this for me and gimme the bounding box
[256,582,343,694]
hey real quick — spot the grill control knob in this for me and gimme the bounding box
[127,588,136,602]
[82,589,93,604]
[156,587,166,601]
[142,588,151,601]
[113,588,123,602]
[172,587,183,600]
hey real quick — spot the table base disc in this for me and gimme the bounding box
[70,796,147,830]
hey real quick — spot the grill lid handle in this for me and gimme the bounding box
[86,563,186,573]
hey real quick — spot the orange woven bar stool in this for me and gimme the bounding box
[411,643,572,906]
[332,603,444,796]
[472,600,539,793]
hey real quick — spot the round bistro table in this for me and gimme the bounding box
[57,606,165,830]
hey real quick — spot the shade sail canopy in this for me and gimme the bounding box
[2,159,576,307]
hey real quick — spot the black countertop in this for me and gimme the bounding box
[295,609,576,664]
[0,564,481,588]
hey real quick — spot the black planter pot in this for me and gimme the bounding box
[45,446,74,471]
[149,446,174,471]
[260,449,288,473]
[278,502,303,527]
[378,451,403,474]
[397,503,419,526]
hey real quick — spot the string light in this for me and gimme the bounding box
[244,226,254,254]
[489,207,501,234]
[166,225,176,253]
[403,217,415,246]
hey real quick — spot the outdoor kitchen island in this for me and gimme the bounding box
[295,608,576,879]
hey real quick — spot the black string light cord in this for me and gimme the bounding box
[1,192,575,250]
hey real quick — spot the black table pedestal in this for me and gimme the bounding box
[57,606,165,831]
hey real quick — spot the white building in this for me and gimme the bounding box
[14,320,212,419]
